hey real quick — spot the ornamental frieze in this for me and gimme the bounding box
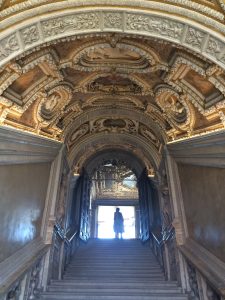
[66,117,162,153]
[0,1,224,23]
[0,9,224,71]
[126,14,184,40]
[42,13,100,38]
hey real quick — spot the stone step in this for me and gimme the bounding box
[67,266,160,270]
[63,272,164,279]
[69,262,159,266]
[64,270,164,276]
[50,280,179,287]
[40,239,188,300]
[63,276,166,282]
[64,272,164,277]
[53,278,169,283]
[40,292,188,300]
[71,258,155,262]
[71,255,155,258]
[47,286,183,293]
[66,267,163,271]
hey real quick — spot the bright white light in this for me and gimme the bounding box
[97,206,136,239]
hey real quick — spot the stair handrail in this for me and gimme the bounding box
[0,242,49,300]
[151,224,225,299]
[179,239,225,299]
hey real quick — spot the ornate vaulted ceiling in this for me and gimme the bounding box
[0,0,225,174]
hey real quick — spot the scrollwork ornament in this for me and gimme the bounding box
[0,34,20,61]
[218,51,225,64]
[126,14,184,40]
[185,28,205,50]
[68,123,89,148]
[139,124,161,149]
[36,85,72,127]
[89,117,139,135]
[155,87,192,130]
[27,260,42,300]
[187,262,200,300]
[42,13,100,38]
[104,13,123,29]
[206,37,223,57]
[21,25,40,45]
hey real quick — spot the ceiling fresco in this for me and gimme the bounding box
[0,0,225,174]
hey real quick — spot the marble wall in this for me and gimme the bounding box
[178,163,225,262]
[0,162,51,262]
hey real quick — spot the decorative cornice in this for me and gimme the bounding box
[0,1,223,24]
[167,128,225,167]
[0,125,61,164]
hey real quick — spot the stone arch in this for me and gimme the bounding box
[68,132,161,174]
[0,3,225,70]
[64,106,167,145]
[83,149,146,178]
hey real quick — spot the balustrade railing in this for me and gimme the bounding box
[1,251,48,300]
[1,224,79,300]
[150,226,225,300]
[180,250,224,300]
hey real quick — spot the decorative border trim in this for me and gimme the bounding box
[0,9,225,70]
[0,0,223,26]
[0,237,49,293]
[180,238,225,296]
[167,129,225,167]
[68,131,161,170]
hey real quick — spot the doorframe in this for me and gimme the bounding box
[91,200,140,238]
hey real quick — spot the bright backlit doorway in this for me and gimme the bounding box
[97,206,136,239]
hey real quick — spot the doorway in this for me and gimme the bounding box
[97,206,136,239]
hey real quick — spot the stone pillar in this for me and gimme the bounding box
[165,152,188,246]
[65,173,80,229]
[165,150,189,291]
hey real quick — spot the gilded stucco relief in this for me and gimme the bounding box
[0,1,224,174]
[0,32,225,173]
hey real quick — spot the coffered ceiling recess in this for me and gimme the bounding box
[0,1,225,174]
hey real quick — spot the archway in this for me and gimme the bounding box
[0,2,225,299]
[0,2,225,70]
[70,148,161,242]
[90,160,138,239]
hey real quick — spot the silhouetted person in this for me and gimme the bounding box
[113,208,124,239]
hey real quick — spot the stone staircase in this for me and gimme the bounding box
[40,239,188,300]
